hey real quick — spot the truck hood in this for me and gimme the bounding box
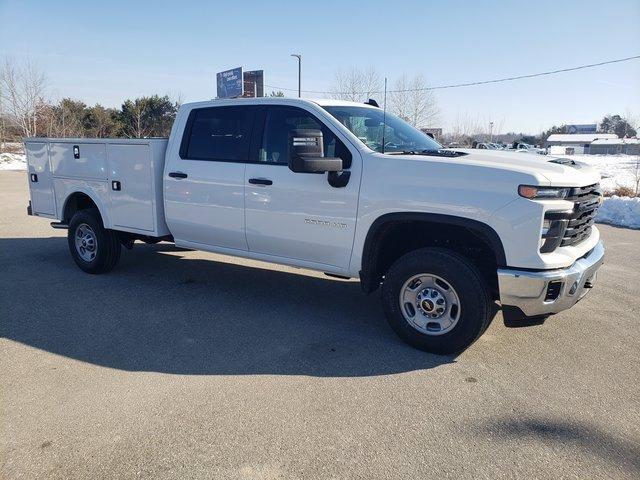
[430,149,601,187]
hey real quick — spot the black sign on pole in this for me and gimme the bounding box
[242,70,264,98]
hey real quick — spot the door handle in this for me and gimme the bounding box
[30,173,38,182]
[248,178,273,186]
[169,171,188,179]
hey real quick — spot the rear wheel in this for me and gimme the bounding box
[67,209,121,274]
[382,248,491,354]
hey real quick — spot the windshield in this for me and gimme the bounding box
[322,106,442,154]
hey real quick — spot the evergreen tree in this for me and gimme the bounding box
[118,95,179,138]
[599,114,637,138]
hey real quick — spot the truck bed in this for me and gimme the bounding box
[24,138,170,237]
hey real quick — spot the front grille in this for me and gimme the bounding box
[560,183,601,247]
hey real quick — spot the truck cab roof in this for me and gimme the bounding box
[181,97,379,110]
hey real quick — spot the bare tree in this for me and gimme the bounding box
[389,74,439,128]
[128,101,148,138]
[0,58,48,137]
[624,108,639,137]
[444,111,485,146]
[330,66,382,103]
[633,155,640,197]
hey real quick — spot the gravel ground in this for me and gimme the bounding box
[1,170,639,479]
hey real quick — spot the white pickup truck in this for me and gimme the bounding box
[24,98,604,354]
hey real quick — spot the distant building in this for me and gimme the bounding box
[420,128,443,140]
[589,137,640,155]
[546,133,618,155]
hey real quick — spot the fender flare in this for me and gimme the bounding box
[61,189,112,228]
[359,212,507,292]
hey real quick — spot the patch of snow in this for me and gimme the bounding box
[566,154,640,193]
[596,196,640,229]
[0,153,27,171]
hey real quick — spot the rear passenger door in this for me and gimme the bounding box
[164,105,255,250]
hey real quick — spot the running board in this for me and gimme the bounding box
[50,222,68,229]
[324,273,351,280]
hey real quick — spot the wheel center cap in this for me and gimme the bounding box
[421,299,435,312]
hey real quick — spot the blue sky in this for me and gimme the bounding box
[1,0,639,134]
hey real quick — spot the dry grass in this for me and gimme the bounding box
[604,186,639,198]
[0,142,25,154]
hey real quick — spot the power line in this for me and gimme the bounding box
[264,55,640,95]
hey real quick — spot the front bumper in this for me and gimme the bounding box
[498,241,604,321]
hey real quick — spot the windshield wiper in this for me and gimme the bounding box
[386,149,468,157]
[386,150,428,155]
[423,149,467,157]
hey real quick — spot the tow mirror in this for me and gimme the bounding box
[288,129,343,173]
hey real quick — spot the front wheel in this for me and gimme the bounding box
[67,209,121,274]
[382,248,491,354]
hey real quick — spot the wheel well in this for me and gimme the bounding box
[361,216,505,298]
[62,193,101,224]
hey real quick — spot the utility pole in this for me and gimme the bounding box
[291,54,302,98]
[489,121,494,143]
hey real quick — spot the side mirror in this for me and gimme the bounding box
[288,129,343,173]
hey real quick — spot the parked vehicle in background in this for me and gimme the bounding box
[24,98,604,354]
[514,141,547,155]
[472,141,499,149]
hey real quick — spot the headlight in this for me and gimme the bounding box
[518,185,570,199]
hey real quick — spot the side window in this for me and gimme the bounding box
[181,106,252,161]
[259,106,352,168]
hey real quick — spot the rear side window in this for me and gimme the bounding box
[181,106,253,161]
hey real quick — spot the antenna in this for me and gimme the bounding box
[381,77,387,154]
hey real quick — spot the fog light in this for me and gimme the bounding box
[568,281,579,295]
[545,281,562,301]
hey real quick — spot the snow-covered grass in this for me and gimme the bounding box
[568,154,640,194]
[0,153,26,171]
[1,142,27,170]
[596,196,640,229]
[557,154,640,229]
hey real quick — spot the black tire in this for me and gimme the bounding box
[67,208,121,274]
[382,247,491,355]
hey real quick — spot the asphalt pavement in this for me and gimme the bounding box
[1,170,639,479]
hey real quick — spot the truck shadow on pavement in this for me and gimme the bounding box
[1,237,460,376]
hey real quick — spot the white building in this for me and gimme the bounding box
[589,137,640,155]
[546,133,618,155]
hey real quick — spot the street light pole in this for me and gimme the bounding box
[291,54,302,98]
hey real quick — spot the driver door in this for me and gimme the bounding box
[244,105,360,270]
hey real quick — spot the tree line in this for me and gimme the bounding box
[1,58,179,142]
